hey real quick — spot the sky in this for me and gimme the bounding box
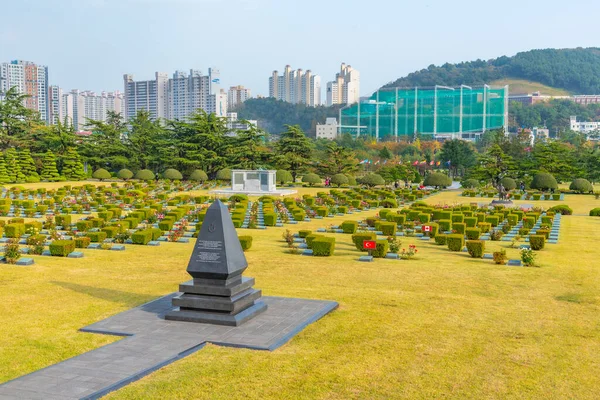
[1,0,600,98]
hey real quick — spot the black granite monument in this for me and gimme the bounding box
[165,200,267,326]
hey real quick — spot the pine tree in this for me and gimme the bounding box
[62,148,86,181]
[18,149,39,182]
[4,148,21,183]
[40,150,61,182]
[0,157,10,184]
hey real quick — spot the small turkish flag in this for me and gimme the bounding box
[363,240,376,250]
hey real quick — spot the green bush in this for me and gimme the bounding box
[522,217,535,229]
[500,177,517,191]
[371,239,389,258]
[298,230,312,238]
[238,235,253,251]
[446,234,465,252]
[55,214,72,226]
[379,222,397,236]
[570,178,593,193]
[451,214,464,223]
[264,213,277,226]
[158,219,174,231]
[135,169,155,180]
[465,228,481,240]
[93,168,111,181]
[76,220,92,231]
[466,240,485,258]
[312,237,335,256]
[531,173,558,191]
[163,168,183,180]
[87,231,107,243]
[485,215,500,227]
[463,217,477,228]
[392,214,406,226]
[75,237,91,248]
[341,221,358,234]
[519,227,530,236]
[529,235,545,250]
[331,174,349,187]
[351,232,376,251]
[117,169,133,180]
[438,219,452,232]
[305,234,323,249]
[358,173,385,187]
[507,214,518,226]
[453,223,466,234]
[49,240,75,256]
[461,179,479,189]
[380,198,398,208]
[590,208,600,216]
[302,173,321,186]
[5,223,25,238]
[548,205,573,215]
[189,169,208,182]
[536,228,550,239]
[131,229,153,245]
[276,170,293,185]
[434,234,447,245]
[216,168,232,181]
[424,223,439,237]
[418,213,431,223]
[423,172,452,188]
[101,226,120,238]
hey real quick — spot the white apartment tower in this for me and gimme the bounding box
[268,65,321,106]
[0,60,49,122]
[227,85,251,109]
[123,72,169,121]
[48,85,63,125]
[61,90,124,131]
[326,63,360,106]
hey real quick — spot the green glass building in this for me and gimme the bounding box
[339,85,509,140]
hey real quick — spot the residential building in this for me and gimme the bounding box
[61,90,124,131]
[570,116,600,136]
[123,72,169,121]
[0,60,49,122]
[226,112,258,136]
[326,63,360,106]
[316,118,339,140]
[268,65,321,106]
[48,85,63,125]
[572,95,600,105]
[227,85,251,109]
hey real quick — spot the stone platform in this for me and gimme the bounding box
[0,294,337,400]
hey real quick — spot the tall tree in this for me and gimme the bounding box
[229,123,269,170]
[4,148,21,183]
[40,150,61,182]
[317,142,359,176]
[62,148,86,181]
[470,144,515,187]
[126,110,167,171]
[275,125,313,181]
[439,139,477,178]
[18,149,38,182]
[0,87,40,149]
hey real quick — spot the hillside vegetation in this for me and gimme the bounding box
[383,48,600,94]
[489,79,571,96]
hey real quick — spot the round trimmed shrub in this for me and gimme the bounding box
[276,170,293,185]
[302,173,321,186]
[358,173,385,187]
[531,173,557,191]
[500,177,517,190]
[92,168,111,181]
[238,235,253,251]
[117,168,133,180]
[424,172,452,188]
[590,208,600,217]
[163,168,183,180]
[461,179,479,189]
[331,173,349,187]
[135,169,155,180]
[216,168,232,181]
[345,175,357,186]
[188,169,208,182]
[547,204,573,215]
[466,240,485,258]
[570,178,593,194]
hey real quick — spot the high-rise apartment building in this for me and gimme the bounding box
[268,65,321,106]
[48,85,63,125]
[227,85,251,109]
[0,60,49,122]
[123,72,169,121]
[326,63,360,106]
[61,90,124,131]
[124,68,225,122]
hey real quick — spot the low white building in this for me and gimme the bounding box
[316,118,338,140]
[226,112,258,135]
[531,127,550,144]
[570,116,600,135]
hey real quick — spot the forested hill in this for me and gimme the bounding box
[234,98,343,137]
[382,47,600,94]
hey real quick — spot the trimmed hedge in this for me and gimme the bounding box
[590,208,600,217]
[379,222,397,236]
[466,240,485,258]
[465,228,481,240]
[239,235,253,251]
[371,239,389,258]
[529,235,545,250]
[312,237,335,256]
[453,223,466,235]
[341,221,358,234]
[264,213,277,226]
[75,237,91,248]
[548,205,573,215]
[87,231,107,243]
[49,240,75,257]
[298,230,312,238]
[55,214,72,226]
[438,219,452,232]
[351,232,376,251]
[5,223,25,238]
[305,234,323,249]
[446,234,465,252]
[132,229,153,245]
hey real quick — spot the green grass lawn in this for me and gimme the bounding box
[2,185,600,399]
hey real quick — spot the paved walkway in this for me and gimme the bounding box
[0,295,337,400]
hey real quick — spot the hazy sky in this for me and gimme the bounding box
[1,0,599,97]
